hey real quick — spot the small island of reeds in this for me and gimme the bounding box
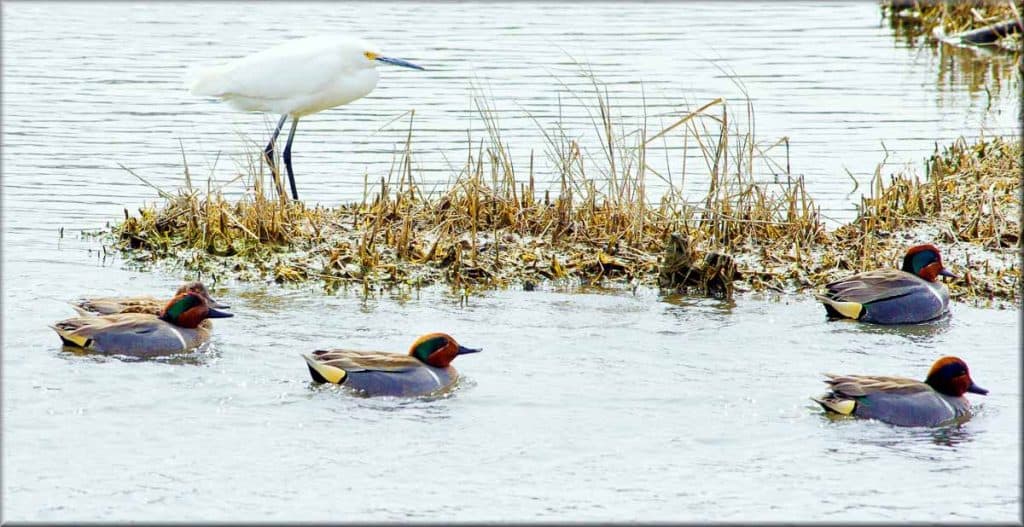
[99,80,1020,307]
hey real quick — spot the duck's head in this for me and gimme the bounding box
[408,332,481,368]
[925,356,987,397]
[159,292,234,329]
[175,281,230,309]
[901,244,957,282]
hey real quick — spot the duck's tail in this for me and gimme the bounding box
[810,395,856,415]
[50,323,90,348]
[301,354,347,384]
[814,294,863,320]
[67,303,92,317]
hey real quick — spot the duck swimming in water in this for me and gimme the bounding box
[816,244,956,324]
[302,332,481,397]
[812,356,988,427]
[52,291,234,357]
[72,281,229,316]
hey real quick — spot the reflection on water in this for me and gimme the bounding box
[820,410,980,457]
[926,424,977,448]
[659,294,738,328]
[659,294,738,313]
[315,384,463,420]
[57,343,223,366]
[936,43,1021,99]
[885,9,1021,98]
[825,313,952,343]
[873,424,979,459]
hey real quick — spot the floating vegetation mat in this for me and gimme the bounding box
[104,78,1020,308]
[883,0,1024,54]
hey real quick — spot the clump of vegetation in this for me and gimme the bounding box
[109,74,1019,307]
[883,0,1024,53]
[830,135,1020,304]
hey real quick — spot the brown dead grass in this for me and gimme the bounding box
[110,76,1020,306]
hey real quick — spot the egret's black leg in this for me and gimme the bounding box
[264,114,288,168]
[282,117,301,201]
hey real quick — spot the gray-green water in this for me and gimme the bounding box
[2,1,1020,521]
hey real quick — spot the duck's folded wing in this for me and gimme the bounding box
[814,374,929,415]
[75,296,162,315]
[823,270,924,305]
[823,373,930,397]
[311,350,421,373]
[52,314,160,347]
[55,314,159,337]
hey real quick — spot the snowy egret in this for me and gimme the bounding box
[189,36,424,200]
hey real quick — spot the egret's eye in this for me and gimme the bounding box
[364,51,378,61]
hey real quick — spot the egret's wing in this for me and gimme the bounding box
[822,269,925,305]
[191,37,353,100]
[310,349,421,373]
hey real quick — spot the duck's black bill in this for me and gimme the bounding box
[457,345,482,355]
[939,268,958,279]
[968,381,988,395]
[376,56,425,71]
[206,307,235,319]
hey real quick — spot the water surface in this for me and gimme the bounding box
[1,1,1020,521]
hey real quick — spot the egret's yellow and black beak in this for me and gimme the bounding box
[376,56,425,71]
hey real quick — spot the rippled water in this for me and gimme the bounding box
[2,1,1020,522]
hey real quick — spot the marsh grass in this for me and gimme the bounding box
[830,135,1021,303]
[111,73,1019,306]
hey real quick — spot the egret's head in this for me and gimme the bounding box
[363,49,425,71]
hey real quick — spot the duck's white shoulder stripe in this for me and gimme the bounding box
[424,367,442,388]
[168,326,188,351]
[936,394,956,416]
[928,282,946,306]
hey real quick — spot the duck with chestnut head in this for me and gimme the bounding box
[302,333,481,397]
[52,292,234,357]
[812,356,988,427]
[816,244,956,324]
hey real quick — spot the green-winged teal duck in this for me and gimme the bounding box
[812,356,988,427]
[302,332,481,397]
[52,291,234,357]
[816,244,956,324]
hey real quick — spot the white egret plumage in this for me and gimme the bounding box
[189,35,424,200]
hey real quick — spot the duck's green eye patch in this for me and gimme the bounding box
[909,250,938,273]
[166,295,201,319]
[412,336,447,361]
